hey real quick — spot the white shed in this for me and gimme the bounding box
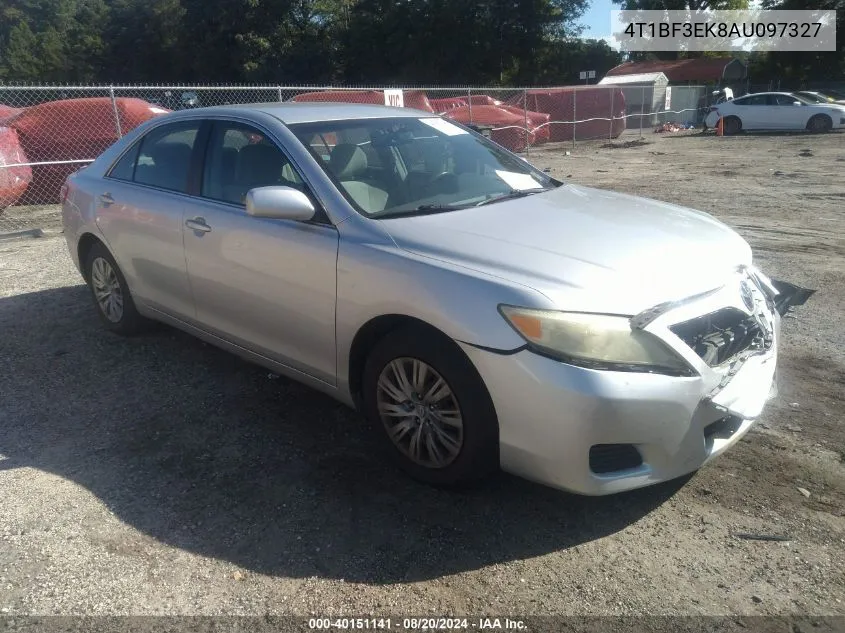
[599,72,669,128]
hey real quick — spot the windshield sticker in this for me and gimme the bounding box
[419,118,468,136]
[495,170,542,191]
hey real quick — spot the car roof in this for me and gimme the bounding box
[737,92,794,98]
[167,102,436,124]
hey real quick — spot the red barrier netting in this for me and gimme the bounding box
[499,105,551,144]
[0,104,23,125]
[464,94,504,107]
[10,97,165,203]
[292,90,435,113]
[430,96,548,147]
[430,97,468,113]
[0,126,32,209]
[442,105,536,152]
[508,87,626,142]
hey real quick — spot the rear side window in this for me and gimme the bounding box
[133,122,200,193]
[108,142,141,181]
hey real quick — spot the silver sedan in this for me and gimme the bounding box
[61,103,812,495]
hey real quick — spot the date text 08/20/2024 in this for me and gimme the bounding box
[308,618,527,630]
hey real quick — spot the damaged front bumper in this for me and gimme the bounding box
[641,265,814,420]
[459,266,815,495]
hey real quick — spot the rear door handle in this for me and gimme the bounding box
[99,193,114,206]
[185,217,212,233]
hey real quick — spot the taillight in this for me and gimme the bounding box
[60,182,70,204]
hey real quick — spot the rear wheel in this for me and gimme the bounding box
[722,116,742,135]
[807,114,832,133]
[362,325,499,487]
[85,241,148,335]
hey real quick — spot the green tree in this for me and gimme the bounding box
[101,0,185,81]
[1,21,42,81]
[747,0,844,84]
[0,0,636,86]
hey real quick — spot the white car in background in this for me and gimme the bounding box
[705,92,845,134]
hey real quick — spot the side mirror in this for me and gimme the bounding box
[793,101,803,106]
[245,186,316,221]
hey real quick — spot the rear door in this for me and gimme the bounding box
[96,120,201,319]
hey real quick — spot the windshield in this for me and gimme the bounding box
[796,92,826,104]
[789,93,816,105]
[288,117,560,218]
[819,89,845,100]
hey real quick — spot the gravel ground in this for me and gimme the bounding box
[0,130,843,621]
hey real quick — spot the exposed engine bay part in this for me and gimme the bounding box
[670,307,771,367]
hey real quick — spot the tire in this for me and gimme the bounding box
[84,241,148,335]
[807,114,832,133]
[723,116,742,136]
[362,325,499,487]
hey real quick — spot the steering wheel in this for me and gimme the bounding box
[428,171,458,194]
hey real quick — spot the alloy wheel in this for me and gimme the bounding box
[91,256,124,323]
[375,357,464,468]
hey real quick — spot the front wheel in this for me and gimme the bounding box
[362,326,499,487]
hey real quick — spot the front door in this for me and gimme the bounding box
[182,120,339,384]
[769,93,810,129]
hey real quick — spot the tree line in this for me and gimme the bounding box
[0,0,840,87]
[0,0,623,86]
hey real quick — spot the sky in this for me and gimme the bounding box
[580,0,621,49]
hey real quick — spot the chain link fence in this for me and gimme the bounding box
[0,84,711,235]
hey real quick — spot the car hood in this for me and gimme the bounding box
[380,184,752,315]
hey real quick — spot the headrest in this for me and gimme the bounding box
[329,144,368,180]
[236,143,285,185]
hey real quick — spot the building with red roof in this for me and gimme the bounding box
[605,57,747,84]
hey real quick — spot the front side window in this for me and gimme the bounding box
[133,122,200,193]
[202,121,304,206]
[289,117,559,218]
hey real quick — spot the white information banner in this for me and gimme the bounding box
[611,10,836,52]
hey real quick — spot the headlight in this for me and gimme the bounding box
[499,306,695,376]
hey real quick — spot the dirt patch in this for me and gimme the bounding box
[599,138,651,150]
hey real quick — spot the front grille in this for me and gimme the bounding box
[670,307,768,367]
[589,444,643,474]
[704,415,742,441]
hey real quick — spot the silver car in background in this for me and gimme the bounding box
[61,103,812,495]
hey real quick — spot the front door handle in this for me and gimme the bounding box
[185,217,212,233]
[99,193,114,206]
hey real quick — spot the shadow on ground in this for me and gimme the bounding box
[0,286,687,584]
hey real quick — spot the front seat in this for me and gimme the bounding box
[328,143,390,214]
[224,143,290,203]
